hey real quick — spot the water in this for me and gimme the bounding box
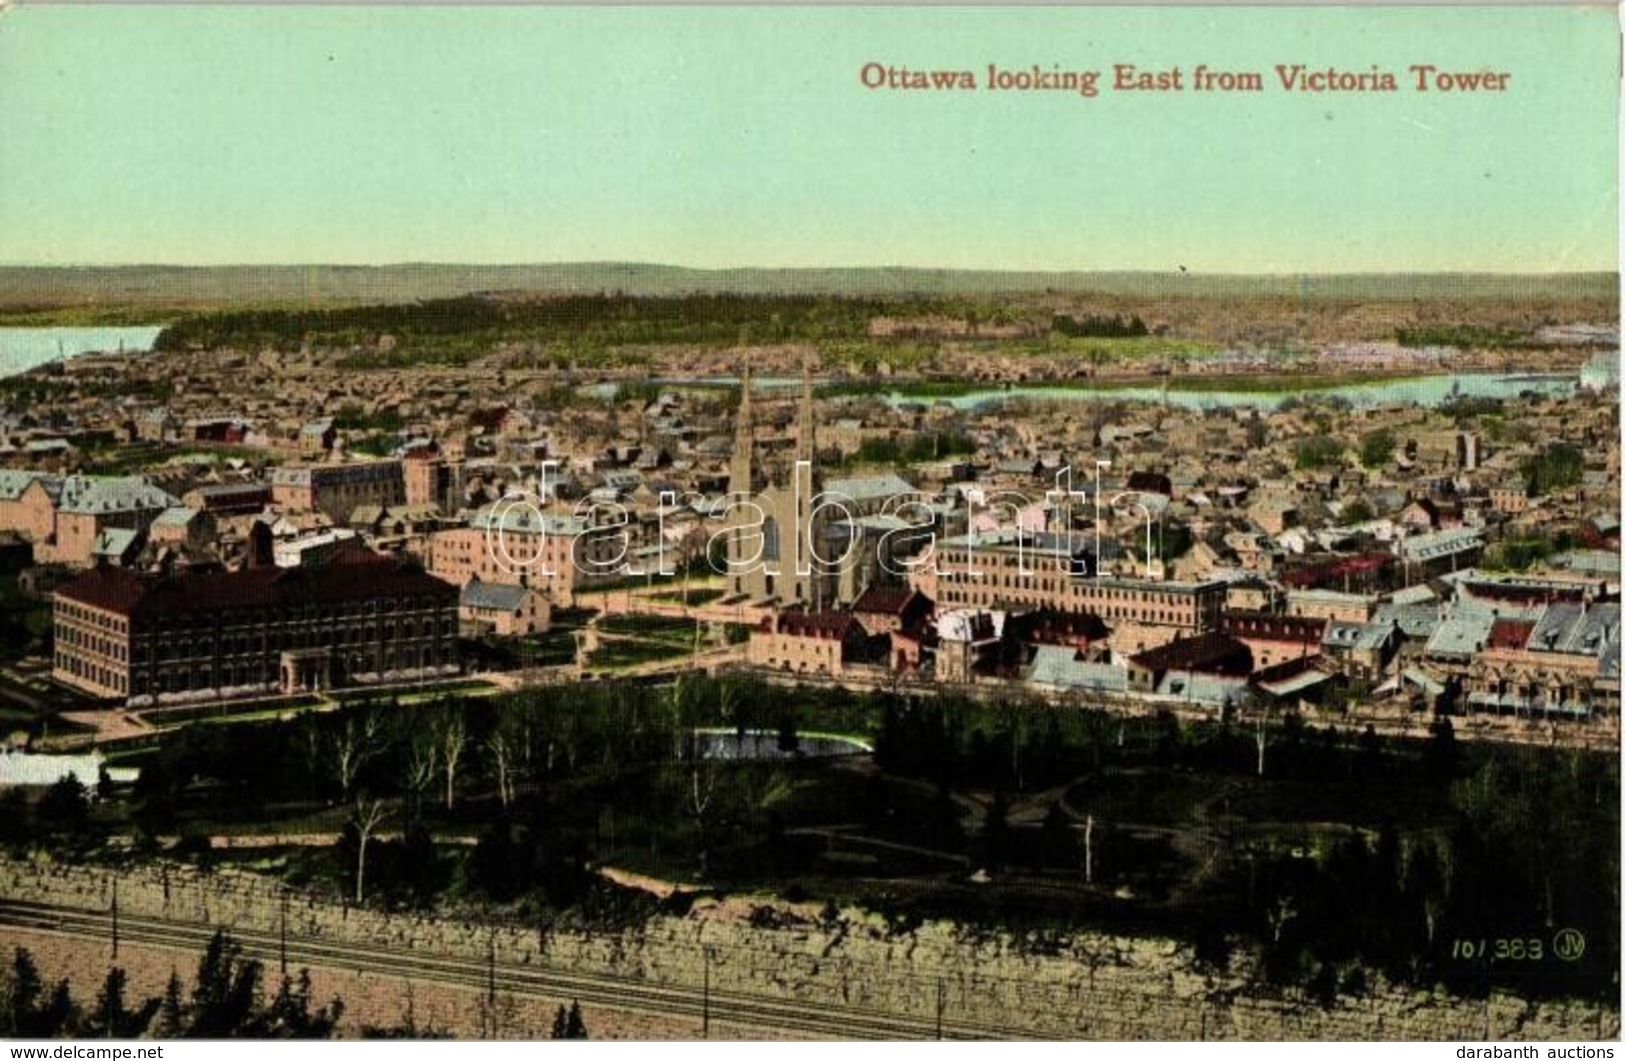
[692,728,872,761]
[880,372,1579,412]
[591,371,1580,411]
[0,326,164,378]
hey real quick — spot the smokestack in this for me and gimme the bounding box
[246,519,274,569]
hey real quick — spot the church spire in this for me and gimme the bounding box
[796,358,816,464]
[729,363,764,496]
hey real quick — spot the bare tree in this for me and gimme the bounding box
[486,709,530,808]
[433,711,468,809]
[1249,695,1273,778]
[1266,895,1298,944]
[351,796,390,905]
[402,732,439,823]
[687,758,719,868]
[331,711,386,800]
[1083,814,1096,884]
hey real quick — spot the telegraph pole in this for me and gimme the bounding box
[279,888,289,976]
[110,876,119,960]
[935,976,946,1040]
[701,945,712,1039]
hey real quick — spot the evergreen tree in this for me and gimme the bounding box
[188,930,262,1037]
[86,967,159,1039]
[34,981,76,1038]
[262,971,344,1039]
[564,1000,587,1040]
[6,947,41,1036]
[154,972,186,1038]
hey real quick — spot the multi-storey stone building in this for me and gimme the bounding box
[52,544,458,704]
[427,506,624,607]
[270,460,405,522]
[926,529,1225,654]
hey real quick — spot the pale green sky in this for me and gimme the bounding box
[0,5,1616,272]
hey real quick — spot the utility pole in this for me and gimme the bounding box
[935,976,946,1040]
[485,929,497,1039]
[110,876,119,959]
[279,888,289,976]
[701,945,712,1039]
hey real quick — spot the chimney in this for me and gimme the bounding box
[246,520,274,569]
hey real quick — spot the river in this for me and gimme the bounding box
[0,326,164,378]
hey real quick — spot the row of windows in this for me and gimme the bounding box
[56,601,125,634]
[133,648,447,693]
[54,653,125,695]
[57,624,127,662]
[136,619,453,662]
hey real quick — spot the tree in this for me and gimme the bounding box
[775,709,799,755]
[4,947,41,1036]
[432,710,468,809]
[35,776,90,836]
[262,971,344,1039]
[85,967,159,1039]
[1247,694,1273,778]
[486,708,530,808]
[687,758,719,871]
[154,972,186,1038]
[982,792,1010,871]
[1359,429,1397,469]
[561,1000,588,1039]
[350,796,391,905]
[331,712,386,801]
[402,731,439,825]
[188,930,262,1037]
[1522,443,1584,497]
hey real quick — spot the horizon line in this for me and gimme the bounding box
[0,261,1618,279]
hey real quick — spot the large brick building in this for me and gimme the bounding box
[271,461,405,522]
[925,530,1226,654]
[53,544,458,704]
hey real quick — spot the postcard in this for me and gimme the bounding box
[0,2,1617,1048]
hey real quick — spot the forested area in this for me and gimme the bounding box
[8,676,1616,1002]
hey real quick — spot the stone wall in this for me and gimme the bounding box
[0,857,1615,1041]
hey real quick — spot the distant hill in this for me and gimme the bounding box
[0,263,1616,306]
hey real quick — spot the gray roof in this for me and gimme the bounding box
[1156,671,1248,706]
[1371,602,1441,640]
[1548,550,1621,577]
[91,527,140,557]
[1526,603,1620,658]
[468,505,586,536]
[0,470,58,502]
[824,473,916,504]
[1025,646,1128,693]
[1423,603,1498,659]
[57,475,179,516]
[460,581,532,612]
[1323,620,1394,653]
[1389,584,1438,606]
[151,506,199,529]
[1398,527,1483,562]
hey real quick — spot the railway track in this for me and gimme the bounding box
[0,898,1051,1040]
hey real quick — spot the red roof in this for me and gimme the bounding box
[1487,618,1537,651]
[1282,553,1392,589]
[772,609,859,640]
[57,549,455,620]
[1222,611,1327,643]
[852,586,921,616]
[1129,632,1254,676]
